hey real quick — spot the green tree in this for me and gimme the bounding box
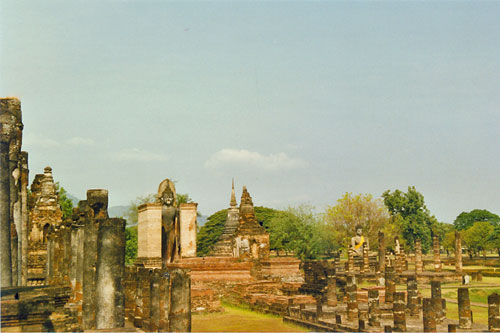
[196,209,228,256]
[267,205,322,260]
[125,225,138,265]
[382,186,437,252]
[463,221,494,258]
[453,209,500,230]
[324,192,395,252]
[490,225,500,257]
[442,230,456,256]
[55,182,73,220]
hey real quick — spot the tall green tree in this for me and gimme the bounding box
[55,182,73,220]
[267,205,322,260]
[463,221,494,258]
[125,225,138,265]
[382,186,437,252]
[453,209,500,230]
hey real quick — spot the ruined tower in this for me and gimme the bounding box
[212,179,241,256]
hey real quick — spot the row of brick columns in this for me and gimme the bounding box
[124,266,191,332]
[45,189,126,330]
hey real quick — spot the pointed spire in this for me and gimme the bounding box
[230,178,237,207]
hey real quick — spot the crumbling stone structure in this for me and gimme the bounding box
[28,167,63,286]
[233,186,269,260]
[212,179,240,256]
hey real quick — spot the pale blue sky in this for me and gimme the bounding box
[1,1,499,222]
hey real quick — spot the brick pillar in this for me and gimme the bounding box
[315,296,323,321]
[431,280,444,322]
[415,239,423,273]
[448,324,457,332]
[407,275,419,316]
[368,289,381,327]
[10,222,18,286]
[385,266,395,304]
[138,268,152,330]
[124,266,137,322]
[363,244,369,273]
[150,269,161,331]
[346,275,358,320]
[134,268,145,328]
[458,287,472,329]
[160,269,171,331]
[433,236,441,272]
[455,231,462,273]
[489,293,500,332]
[96,218,125,329]
[326,276,337,306]
[20,151,28,286]
[0,131,12,286]
[423,298,436,332]
[348,250,354,273]
[169,268,191,332]
[379,232,385,273]
[393,292,406,332]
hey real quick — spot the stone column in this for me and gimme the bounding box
[423,298,436,332]
[326,276,337,306]
[489,293,500,332]
[346,275,358,320]
[139,268,152,330]
[134,268,145,328]
[124,266,138,322]
[433,236,441,272]
[11,223,18,286]
[385,266,395,304]
[363,243,370,273]
[150,269,162,331]
[368,289,381,327]
[20,151,28,286]
[45,226,53,284]
[393,292,406,332]
[458,287,472,329]
[455,231,462,273]
[96,218,125,329]
[0,137,12,286]
[431,280,444,322]
[378,232,385,273]
[160,269,171,331]
[62,222,72,285]
[169,268,191,332]
[348,250,354,273]
[407,275,419,316]
[415,239,423,273]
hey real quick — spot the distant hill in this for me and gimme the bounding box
[109,205,130,222]
[66,193,80,206]
[197,214,207,227]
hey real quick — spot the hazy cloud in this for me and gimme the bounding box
[111,148,168,162]
[66,137,95,146]
[205,148,308,171]
[23,133,60,148]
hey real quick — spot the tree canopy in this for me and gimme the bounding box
[453,209,500,230]
[382,186,437,252]
[55,182,73,220]
[324,192,395,251]
[125,225,138,265]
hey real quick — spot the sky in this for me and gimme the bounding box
[1,1,499,222]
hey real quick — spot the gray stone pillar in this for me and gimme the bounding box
[415,239,423,273]
[385,266,395,304]
[346,274,358,320]
[169,268,191,332]
[160,269,171,331]
[433,236,441,272]
[82,199,99,329]
[431,280,444,322]
[458,287,472,329]
[368,289,381,327]
[0,139,12,286]
[137,268,152,329]
[489,293,500,332]
[46,226,55,284]
[96,218,125,329]
[378,232,385,273]
[455,231,462,273]
[124,266,138,322]
[423,298,436,332]
[393,292,406,332]
[407,275,419,316]
[150,269,161,331]
[11,222,18,286]
[20,151,28,286]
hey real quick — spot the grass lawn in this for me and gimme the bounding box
[445,303,488,325]
[192,304,308,332]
